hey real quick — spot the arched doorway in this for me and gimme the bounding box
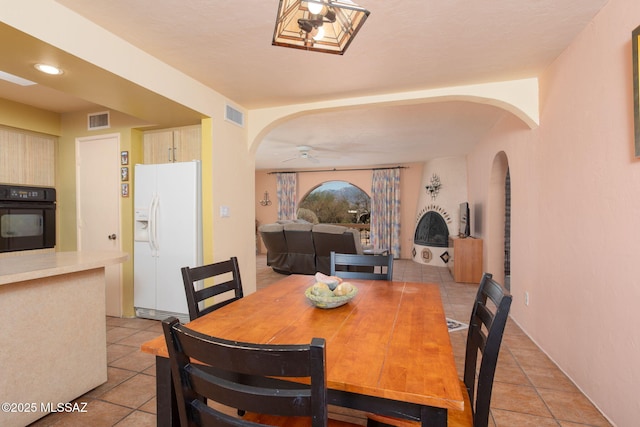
[486,152,510,285]
[504,168,511,290]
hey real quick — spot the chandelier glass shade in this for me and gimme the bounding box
[272,0,370,55]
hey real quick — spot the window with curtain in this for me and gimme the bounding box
[276,172,297,220]
[370,168,401,257]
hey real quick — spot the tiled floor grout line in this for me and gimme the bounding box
[497,346,563,426]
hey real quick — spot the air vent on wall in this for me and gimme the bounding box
[88,111,110,130]
[225,103,244,128]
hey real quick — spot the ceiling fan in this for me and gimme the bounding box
[282,145,320,163]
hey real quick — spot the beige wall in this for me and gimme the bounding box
[208,115,258,294]
[255,163,423,259]
[467,0,640,423]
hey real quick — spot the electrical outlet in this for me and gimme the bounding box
[524,291,529,306]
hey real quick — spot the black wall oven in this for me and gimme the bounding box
[0,184,56,253]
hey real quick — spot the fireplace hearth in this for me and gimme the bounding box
[414,211,449,248]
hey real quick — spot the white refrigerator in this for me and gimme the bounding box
[133,161,202,323]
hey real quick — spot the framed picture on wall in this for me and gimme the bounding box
[633,25,640,156]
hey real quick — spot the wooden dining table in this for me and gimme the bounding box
[141,274,463,427]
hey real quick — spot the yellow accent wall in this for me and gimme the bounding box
[201,118,214,266]
[58,110,148,317]
[0,98,61,136]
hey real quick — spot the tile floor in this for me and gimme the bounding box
[30,256,612,426]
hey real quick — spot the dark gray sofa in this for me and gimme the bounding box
[258,222,363,275]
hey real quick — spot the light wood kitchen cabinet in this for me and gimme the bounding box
[143,125,201,164]
[0,126,55,186]
[448,236,483,283]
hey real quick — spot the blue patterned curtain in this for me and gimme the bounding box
[370,168,401,258]
[276,172,297,220]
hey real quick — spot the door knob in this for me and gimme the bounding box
[108,234,117,240]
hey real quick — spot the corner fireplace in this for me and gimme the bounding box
[414,211,449,248]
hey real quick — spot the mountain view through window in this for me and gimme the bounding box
[297,181,370,225]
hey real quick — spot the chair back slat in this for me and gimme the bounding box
[463,272,512,427]
[163,317,328,427]
[181,257,244,320]
[174,326,313,377]
[330,251,393,280]
[195,281,239,301]
[187,363,312,416]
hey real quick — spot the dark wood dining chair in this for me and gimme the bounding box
[330,251,393,280]
[367,272,512,427]
[162,317,360,427]
[181,256,244,321]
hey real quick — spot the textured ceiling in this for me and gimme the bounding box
[3,0,610,169]
[55,0,608,109]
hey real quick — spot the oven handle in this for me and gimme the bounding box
[0,202,55,209]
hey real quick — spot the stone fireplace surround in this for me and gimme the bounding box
[412,157,468,267]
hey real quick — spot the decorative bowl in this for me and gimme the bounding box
[305,284,358,309]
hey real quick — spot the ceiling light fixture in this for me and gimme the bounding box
[272,0,370,55]
[34,63,63,75]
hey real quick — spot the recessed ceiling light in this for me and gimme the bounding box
[34,63,63,75]
[0,70,37,86]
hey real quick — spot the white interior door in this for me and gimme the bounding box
[76,134,122,317]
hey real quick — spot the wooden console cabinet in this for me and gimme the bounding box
[448,237,483,283]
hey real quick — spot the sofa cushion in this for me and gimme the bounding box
[283,223,315,274]
[312,224,361,275]
[259,223,284,232]
[283,222,313,232]
[311,224,348,234]
[258,224,289,274]
[345,228,364,254]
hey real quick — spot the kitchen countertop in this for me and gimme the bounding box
[0,251,129,286]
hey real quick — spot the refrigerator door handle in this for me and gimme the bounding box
[147,196,155,253]
[149,194,159,256]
